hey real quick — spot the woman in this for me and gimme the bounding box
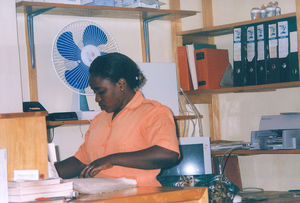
[55,52,180,186]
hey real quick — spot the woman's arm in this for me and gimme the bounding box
[80,145,179,178]
[55,156,86,179]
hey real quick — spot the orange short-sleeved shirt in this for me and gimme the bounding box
[75,91,179,186]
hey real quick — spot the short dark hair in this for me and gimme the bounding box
[89,52,146,90]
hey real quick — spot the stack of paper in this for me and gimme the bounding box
[0,148,8,203]
[8,178,73,202]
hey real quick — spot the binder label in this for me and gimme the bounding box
[247,26,255,61]
[268,23,278,58]
[278,20,289,58]
[234,28,242,61]
[257,24,265,61]
[290,31,298,53]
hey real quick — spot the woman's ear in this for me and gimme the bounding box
[118,78,126,92]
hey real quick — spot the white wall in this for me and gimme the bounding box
[0,0,22,113]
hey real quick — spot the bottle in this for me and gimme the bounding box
[260,4,266,18]
[274,1,281,15]
[251,7,261,20]
[266,2,276,17]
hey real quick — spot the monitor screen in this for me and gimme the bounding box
[159,136,212,176]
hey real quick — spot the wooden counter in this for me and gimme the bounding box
[0,112,48,180]
[71,186,208,203]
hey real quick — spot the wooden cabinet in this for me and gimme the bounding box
[0,112,48,181]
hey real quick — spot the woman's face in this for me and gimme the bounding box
[89,75,123,113]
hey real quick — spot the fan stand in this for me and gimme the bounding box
[71,92,89,112]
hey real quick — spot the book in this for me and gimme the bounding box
[194,48,229,89]
[191,42,216,50]
[8,178,61,188]
[8,178,73,202]
[0,148,8,203]
[177,46,193,91]
[186,44,198,90]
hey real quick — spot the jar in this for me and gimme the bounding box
[275,6,281,15]
[266,6,276,17]
[251,7,261,20]
[260,7,266,18]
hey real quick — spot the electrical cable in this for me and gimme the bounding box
[180,88,204,137]
[221,146,245,175]
[49,127,55,143]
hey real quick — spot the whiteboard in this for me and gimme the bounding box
[137,62,179,116]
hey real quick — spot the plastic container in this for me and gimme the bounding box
[251,7,261,20]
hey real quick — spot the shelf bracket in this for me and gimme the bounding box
[26,6,54,69]
[143,14,170,62]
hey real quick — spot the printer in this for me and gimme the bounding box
[251,113,300,150]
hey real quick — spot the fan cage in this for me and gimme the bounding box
[52,20,119,96]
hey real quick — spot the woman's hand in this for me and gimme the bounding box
[80,155,113,178]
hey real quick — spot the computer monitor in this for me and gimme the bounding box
[159,136,212,176]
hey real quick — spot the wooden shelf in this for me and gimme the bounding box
[47,119,90,128]
[184,81,300,96]
[0,111,48,119]
[47,115,199,128]
[16,1,197,20]
[178,12,295,38]
[212,149,300,156]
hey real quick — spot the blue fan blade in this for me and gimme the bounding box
[57,32,81,61]
[65,62,89,90]
[83,25,108,46]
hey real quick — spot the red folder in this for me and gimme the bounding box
[177,46,193,91]
[194,48,229,89]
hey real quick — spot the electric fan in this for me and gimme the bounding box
[52,20,119,112]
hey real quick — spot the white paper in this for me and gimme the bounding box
[257,24,265,61]
[233,42,241,61]
[290,31,298,53]
[0,149,8,203]
[247,42,255,61]
[186,44,198,90]
[278,20,289,58]
[279,37,289,58]
[257,41,265,61]
[269,39,278,58]
[233,28,242,62]
[48,142,57,163]
[72,177,137,194]
[247,26,255,61]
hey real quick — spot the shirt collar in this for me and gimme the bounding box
[124,90,144,110]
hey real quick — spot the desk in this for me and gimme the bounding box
[240,191,300,203]
[70,186,208,203]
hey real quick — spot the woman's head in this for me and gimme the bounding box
[88,53,145,114]
[89,52,145,90]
